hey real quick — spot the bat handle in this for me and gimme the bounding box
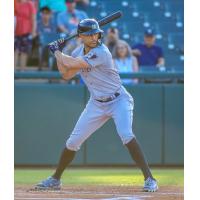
[64,33,78,43]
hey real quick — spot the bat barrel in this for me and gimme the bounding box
[55,11,123,44]
[99,11,122,27]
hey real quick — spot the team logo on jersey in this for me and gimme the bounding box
[90,54,97,59]
[86,52,97,59]
[82,68,91,72]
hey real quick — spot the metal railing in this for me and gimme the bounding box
[14,70,184,83]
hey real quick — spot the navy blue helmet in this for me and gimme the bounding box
[77,19,103,38]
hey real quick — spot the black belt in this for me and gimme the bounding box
[96,92,120,103]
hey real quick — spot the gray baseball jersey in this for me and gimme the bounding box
[66,43,135,151]
[71,43,122,99]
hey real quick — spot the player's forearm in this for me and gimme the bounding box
[57,61,76,80]
[56,53,79,80]
[55,51,89,69]
[56,59,67,75]
[63,69,80,80]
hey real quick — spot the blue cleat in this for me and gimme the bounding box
[35,176,61,190]
[143,177,158,192]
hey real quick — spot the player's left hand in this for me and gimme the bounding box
[48,39,66,54]
[48,41,61,54]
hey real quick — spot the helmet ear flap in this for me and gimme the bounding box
[99,32,103,39]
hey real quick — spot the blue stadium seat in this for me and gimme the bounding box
[153,22,183,34]
[165,54,184,68]
[81,0,184,72]
[168,33,184,46]
[126,22,149,33]
[163,1,184,14]
[166,33,184,55]
[131,1,159,13]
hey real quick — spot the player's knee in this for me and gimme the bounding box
[66,138,80,151]
[123,135,136,145]
[120,133,136,145]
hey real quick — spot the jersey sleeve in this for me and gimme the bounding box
[71,49,76,58]
[71,46,80,57]
[81,48,109,68]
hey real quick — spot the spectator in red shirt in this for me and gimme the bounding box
[14,0,37,70]
[14,0,17,30]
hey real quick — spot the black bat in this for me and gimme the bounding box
[52,11,122,44]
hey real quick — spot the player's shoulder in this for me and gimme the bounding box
[92,43,112,57]
[96,43,109,51]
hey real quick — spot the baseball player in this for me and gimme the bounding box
[35,19,158,192]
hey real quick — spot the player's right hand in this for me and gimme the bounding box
[48,41,60,54]
[57,38,65,45]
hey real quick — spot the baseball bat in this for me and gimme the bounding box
[54,11,122,43]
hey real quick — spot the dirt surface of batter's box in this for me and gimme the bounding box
[15,185,184,200]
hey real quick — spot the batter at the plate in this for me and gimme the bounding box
[35,18,158,192]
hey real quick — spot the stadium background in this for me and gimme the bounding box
[14,0,184,167]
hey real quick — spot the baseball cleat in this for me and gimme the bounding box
[35,176,61,190]
[143,177,158,192]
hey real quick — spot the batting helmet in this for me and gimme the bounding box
[77,19,103,38]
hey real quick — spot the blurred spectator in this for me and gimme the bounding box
[104,27,120,54]
[39,0,67,12]
[14,0,17,30]
[113,40,139,84]
[57,0,88,34]
[37,6,57,70]
[31,0,39,12]
[14,0,37,71]
[76,0,90,11]
[37,6,57,34]
[132,28,165,69]
[56,0,88,56]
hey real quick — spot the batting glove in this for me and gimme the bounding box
[48,41,60,54]
[48,39,65,54]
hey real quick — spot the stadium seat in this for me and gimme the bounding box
[165,54,184,68]
[168,33,184,47]
[69,0,184,69]
[153,22,183,34]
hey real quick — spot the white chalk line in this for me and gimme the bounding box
[14,192,183,200]
[15,197,143,200]
[15,191,183,196]
[15,189,183,200]
[14,192,148,199]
